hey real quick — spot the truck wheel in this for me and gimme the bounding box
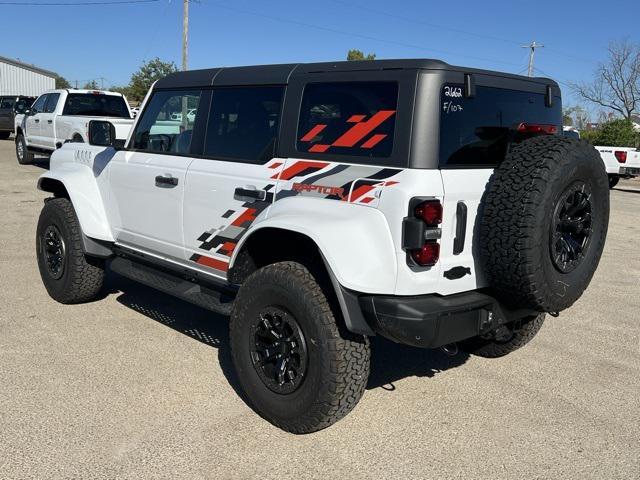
[0,131,10,140]
[608,175,619,189]
[460,314,545,358]
[36,198,105,304]
[16,134,34,165]
[480,136,609,313]
[230,261,370,434]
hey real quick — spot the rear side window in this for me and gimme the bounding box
[132,89,202,154]
[0,97,15,109]
[204,86,284,164]
[297,82,398,158]
[63,94,130,118]
[439,85,561,167]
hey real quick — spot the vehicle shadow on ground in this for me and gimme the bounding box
[30,158,50,170]
[614,187,640,195]
[108,272,470,398]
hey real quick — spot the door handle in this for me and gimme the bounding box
[234,186,266,202]
[34,119,40,123]
[47,120,53,124]
[155,174,179,188]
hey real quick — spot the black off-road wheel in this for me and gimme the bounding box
[16,133,34,165]
[480,136,609,313]
[608,175,619,189]
[230,261,370,434]
[36,198,105,304]
[460,314,545,358]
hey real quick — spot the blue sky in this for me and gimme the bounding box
[2,0,639,110]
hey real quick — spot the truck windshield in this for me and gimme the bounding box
[439,85,561,167]
[62,94,130,118]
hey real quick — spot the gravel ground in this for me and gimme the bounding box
[1,140,638,479]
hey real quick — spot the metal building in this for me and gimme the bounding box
[0,56,56,96]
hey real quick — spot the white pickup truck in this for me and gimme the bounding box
[14,89,134,164]
[595,146,640,188]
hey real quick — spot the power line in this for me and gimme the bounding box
[209,2,522,68]
[0,0,159,5]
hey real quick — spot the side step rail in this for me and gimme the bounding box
[110,256,235,316]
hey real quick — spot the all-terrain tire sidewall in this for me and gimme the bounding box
[36,198,104,304]
[480,136,609,312]
[230,262,370,433]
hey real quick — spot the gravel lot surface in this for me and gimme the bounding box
[1,140,638,479]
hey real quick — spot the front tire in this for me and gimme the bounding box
[36,198,105,304]
[16,133,34,165]
[230,261,370,434]
[460,314,545,358]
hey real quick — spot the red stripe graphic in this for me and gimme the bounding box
[300,124,327,142]
[220,242,236,256]
[347,114,366,123]
[332,110,396,148]
[275,160,329,180]
[361,134,387,149]
[360,196,375,204]
[268,161,283,169]
[309,144,330,153]
[231,208,257,227]
[196,255,229,272]
[348,184,375,202]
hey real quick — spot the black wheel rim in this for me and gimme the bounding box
[42,225,66,279]
[550,181,593,273]
[17,140,24,161]
[250,307,308,395]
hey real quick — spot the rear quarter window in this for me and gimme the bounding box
[297,81,398,158]
[439,84,561,167]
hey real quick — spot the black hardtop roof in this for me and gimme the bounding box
[154,59,558,90]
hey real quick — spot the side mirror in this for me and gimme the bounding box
[88,120,117,147]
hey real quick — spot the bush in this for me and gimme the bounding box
[582,119,639,147]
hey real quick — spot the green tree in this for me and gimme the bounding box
[128,58,178,102]
[110,85,133,100]
[582,118,639,147]
[55,75,71,89]
[347,49,376,61]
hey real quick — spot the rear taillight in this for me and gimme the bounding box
[517,123,558,135]
[615,151,627,163]
[409,200,442,267]
[414,200,442,226]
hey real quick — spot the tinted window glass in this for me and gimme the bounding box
[31,95,47,114]
[439,84,562,167]
[297,82,398,158]
[44,93,60,113]
[0,97,15,109]
[62,94,130,118]
[203,86,284,164]
[133,90,202,154]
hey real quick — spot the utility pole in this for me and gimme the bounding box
[522,41,543,77]
[182,0,188,72]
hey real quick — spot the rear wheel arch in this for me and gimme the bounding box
[229,227,374,336]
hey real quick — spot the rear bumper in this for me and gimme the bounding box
[359,290,533,348]
[620,166,640,177]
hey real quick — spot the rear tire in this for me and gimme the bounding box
[608,175,619,189]
[16,133,34,165]
[230,261,370,434]
[480,136,609,313]
[36,198,105,304]
[460,314,545,358]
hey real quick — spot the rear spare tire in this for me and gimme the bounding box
[480,136,609,313]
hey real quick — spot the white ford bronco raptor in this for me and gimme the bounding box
[35,60,609,433]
